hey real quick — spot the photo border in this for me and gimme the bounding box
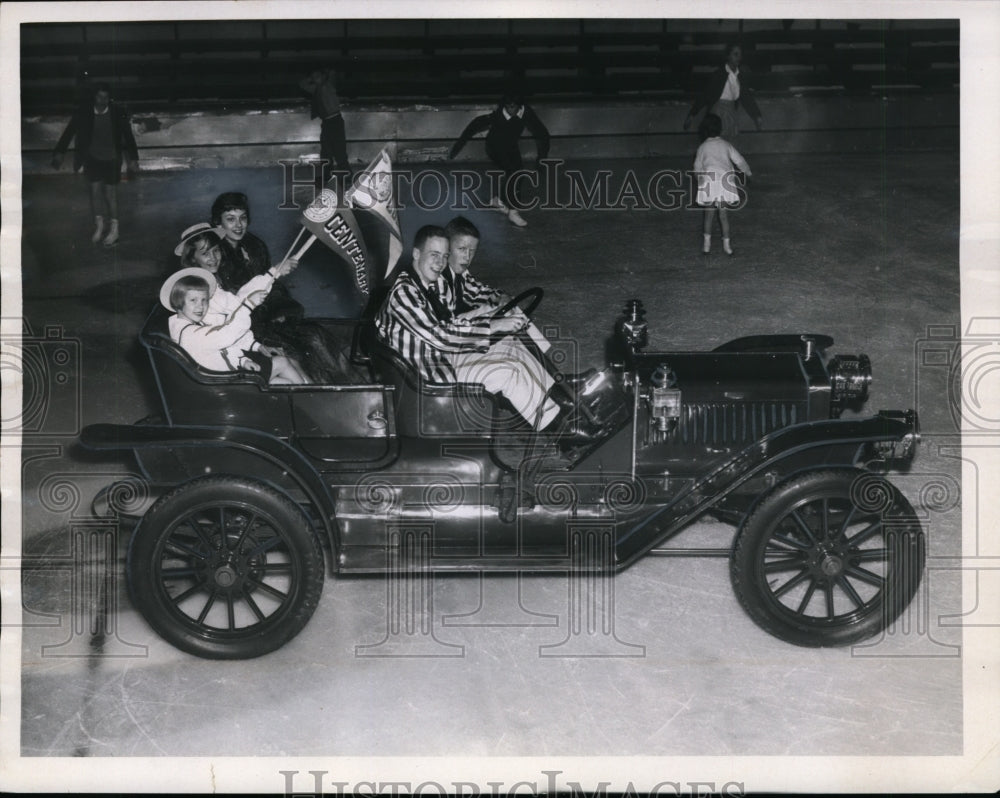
[1,0,996,792]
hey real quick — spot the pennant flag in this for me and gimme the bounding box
[345,147,403,278]
[298,184,373,297]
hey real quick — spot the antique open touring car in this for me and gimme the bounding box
[82,281,924,660]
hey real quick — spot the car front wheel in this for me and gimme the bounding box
[127,476,325,659]
[730,469,924,647]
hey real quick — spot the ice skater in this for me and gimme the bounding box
[694,113,752,256]
[51,81,139,247]
[299,67,352,185]
[683,42,763,140]
[448,91,550,228]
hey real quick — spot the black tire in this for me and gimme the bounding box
[126,476,325,659]
[730,469,925,647]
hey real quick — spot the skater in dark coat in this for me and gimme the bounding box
[51,82,139,247]
[449,92,550,228]
[683,43,763,139]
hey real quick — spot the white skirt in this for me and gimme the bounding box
[697,171,741,206]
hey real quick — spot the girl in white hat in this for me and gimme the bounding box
[160,267,309,384]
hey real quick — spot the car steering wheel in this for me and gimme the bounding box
[491,287,544,320]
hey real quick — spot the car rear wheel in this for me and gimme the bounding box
[127,476,325,659]
[730,469,924,647]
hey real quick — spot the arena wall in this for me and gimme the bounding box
[20,92,958,174]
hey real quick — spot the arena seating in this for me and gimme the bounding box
[20,18,958,115]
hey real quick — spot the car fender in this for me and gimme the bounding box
[711,333,834,354]
[616,410,918,567]
[80,423,341,561]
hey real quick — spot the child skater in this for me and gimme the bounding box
[694,112,752,256]
[161,268,310,384]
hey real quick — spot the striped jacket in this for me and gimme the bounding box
[443,267,504,315]
[375,269,492,383]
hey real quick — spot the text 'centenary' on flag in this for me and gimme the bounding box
[299,186,372,296]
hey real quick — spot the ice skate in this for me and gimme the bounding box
[103,219,120,247]
[507,209,528,227]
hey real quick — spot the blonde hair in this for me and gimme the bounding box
[170,275,210,310]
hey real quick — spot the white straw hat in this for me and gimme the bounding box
[159,267,218,310]
[174,222,224,256]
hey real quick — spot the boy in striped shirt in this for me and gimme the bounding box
[443,216,552,359]
[376,225,562,431]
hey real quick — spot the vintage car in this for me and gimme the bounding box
[81,286,924,660]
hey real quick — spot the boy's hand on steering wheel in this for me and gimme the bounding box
[489,316,526,336]
[506,307,529,325]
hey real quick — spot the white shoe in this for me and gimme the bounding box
[722,237,733,256]
[91,216,105,244]
[507,209,528,227]
[702,235,711,254]
[103,219,120,247]
[490,196,507,213]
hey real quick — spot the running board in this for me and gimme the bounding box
[339,546,612,574]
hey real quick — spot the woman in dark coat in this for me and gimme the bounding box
[209,192,357,384]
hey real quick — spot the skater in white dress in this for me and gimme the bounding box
[694,113,752,256]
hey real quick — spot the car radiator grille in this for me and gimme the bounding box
[666,401,804,446]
